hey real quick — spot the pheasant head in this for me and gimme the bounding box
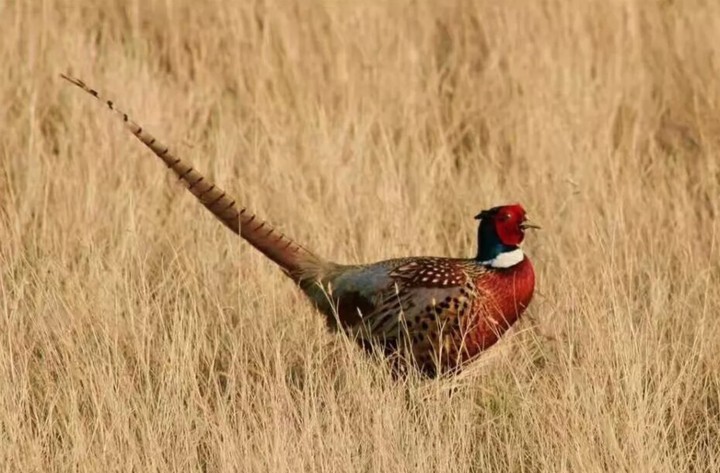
[475,204,539,268]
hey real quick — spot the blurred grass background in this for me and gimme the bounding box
[1,0,719,471]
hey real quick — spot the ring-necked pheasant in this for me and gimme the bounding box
[61,74,538,376]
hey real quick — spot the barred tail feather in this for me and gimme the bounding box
[60,73,324,277]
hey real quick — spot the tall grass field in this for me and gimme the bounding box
[1,0,719,471]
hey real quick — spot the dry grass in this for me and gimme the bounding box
[1,0,720,471]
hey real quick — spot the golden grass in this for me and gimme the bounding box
[2,0,719,470]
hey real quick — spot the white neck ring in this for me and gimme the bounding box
[480,248,524,268]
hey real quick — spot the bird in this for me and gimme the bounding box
[60,74,539,377]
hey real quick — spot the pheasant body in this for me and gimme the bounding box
[308,256,534,374]
[62,74,537,376]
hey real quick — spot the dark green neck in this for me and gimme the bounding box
[476,220,517,261]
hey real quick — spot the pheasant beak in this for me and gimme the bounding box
[520,220,541,230]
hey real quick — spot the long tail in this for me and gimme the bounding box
[60,73,326,279]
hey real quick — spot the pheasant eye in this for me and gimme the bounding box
[500,212,511,222]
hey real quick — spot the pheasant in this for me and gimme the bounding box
[61,74,539,376]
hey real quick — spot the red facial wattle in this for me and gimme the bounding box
[496,224,523,246]
[493,205,527,246]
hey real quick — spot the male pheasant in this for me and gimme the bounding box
[61,74,538,376]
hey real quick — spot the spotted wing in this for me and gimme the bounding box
[388,258,470,288]
[355,259,487,368]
